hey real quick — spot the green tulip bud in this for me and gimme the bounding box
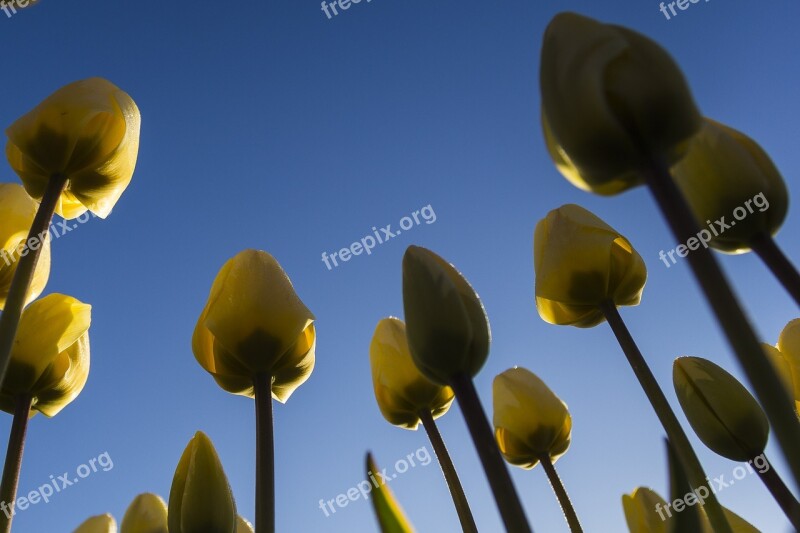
[121,493,168,533]
[73,514,117,533]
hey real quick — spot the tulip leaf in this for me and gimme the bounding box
[666,440,704,533]
[366,453,415,533]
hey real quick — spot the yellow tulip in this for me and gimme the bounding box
[673,357,768,461]
[192,249,316,402]
[370,317,455,430]
[0,183,51,310]
[671,119,788,254]
[74,514,118,533]
[0,293,90,416]
[402,246,490,385]
[540,12,701,195]
[168,432,236,533]
[765,319,800,415]
[493,367,571,469]
[534,204,647,327]
[6,77,141,219]
[236,517,254,533]
[120,493,168,533]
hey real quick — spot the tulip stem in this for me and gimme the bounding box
[599,301,732,533]
[418,409,478,533]
[641,155,800,492]
[753,454,800,530]
[537,454,582,533]
[0,173,68,389]
[0,394,32,533]
[751,233,800,307]
[254,372,275,533]
[449,373,533,533]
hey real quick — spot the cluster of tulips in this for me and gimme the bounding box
[0,8,799,533]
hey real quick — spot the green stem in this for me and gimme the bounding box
[750,233,800,307]
[599,301,732,533]
[0,395,32,533]
[449,372,533,533]
[753,455,800,530]
[0,174,68,389]
[418,409,478,533]
[537,454,583,533]
[254,372,274,533]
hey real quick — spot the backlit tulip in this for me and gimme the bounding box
[764,319,800,415]
[74,514,118,533]
[6,77,141,219]
[673,357,768,461]
[192,249,316,402]
[540,12,701,194]
[402,246,490,385]
[493,367,571,469]
[0,183,51,310]
[120,493,168,533]
[168,432,236,533]
[0,293,90,416]
[236,517,254,533]
[534,204,647,327]
[672,119,788,254]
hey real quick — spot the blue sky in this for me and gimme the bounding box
[1,0,799,531]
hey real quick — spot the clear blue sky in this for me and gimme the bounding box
[1,0,799,531]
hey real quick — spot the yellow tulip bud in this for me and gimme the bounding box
[0,293,91,416]
[6,78,141,219]
[370,317,455,430]
[534,204,647,327]
[73,514,118,533]
[673,357,768,461]
[120,493,168,533]
[540,12,701,194]
[192,249,316,402]
[236,517,254,533]
[671,119,788,254]
[764,319,800,415]
[402,246,490,385]
[168,432,236,533]
[493,367,571,469]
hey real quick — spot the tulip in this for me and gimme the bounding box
[120,493,168,533]
[540,13,701,194]
[168,432,236,533]
[236,517,254,533]
[534,204,646,327]
[772,319,800,415]
[0,183,51,310]
[6,77,141,220]
[74,514,118,533]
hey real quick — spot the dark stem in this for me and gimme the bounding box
[0,395,32,533]
[449,372,533,533]
[0,174,68,388]
[754,455,800,530]
[254,372,275,533]
[599,301,731,533]
[418,409,478,533]
[751,233,800,307]
[537,454,582,533]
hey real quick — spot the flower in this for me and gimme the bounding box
[192,249,316,402]
[6,77,141,219]
[0,293,90,416]
[764,319,800,415]
[540,12,701,194]
[370,317,454,429]
[0,183,51,309]
[534,204,647,327]
[120,493,168,533]
[673,357,769,461]
[493,367,571,469]
[402,246,490,385]
[236,517,254,533]
[74,514,118,533]
[168,432,237,533]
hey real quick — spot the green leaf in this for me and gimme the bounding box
[366,453,415,533]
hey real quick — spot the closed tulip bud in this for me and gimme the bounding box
[192,249,316,402]
[168,432,236,533]
[0,183,51,309]
[402,246,490,385]
[673,357,769,461]
[540,13,701,195]
[764,319,800,415]
[534,204,647,327]
[0,293,91,416]
[74,514,118,533]
[370,317,455,429]
[672,119,788,254]
[493,367,571,469]
[6,78,141,219]
[120,493,168,533]
[235,517,254,533]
